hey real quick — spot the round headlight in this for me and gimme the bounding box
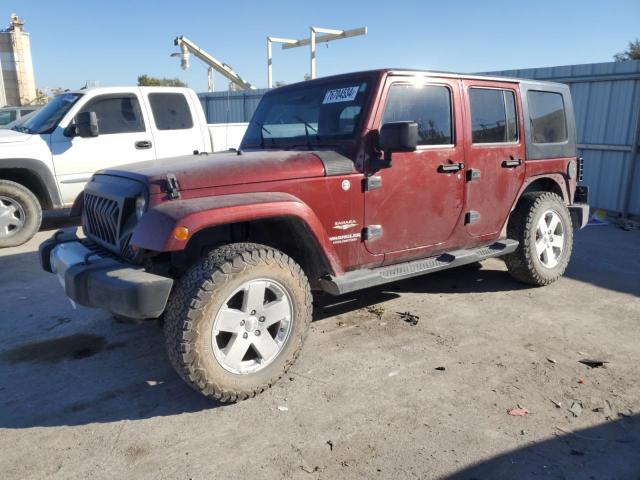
[135,195,147,220]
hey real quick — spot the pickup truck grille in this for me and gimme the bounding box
[84,193,120,245]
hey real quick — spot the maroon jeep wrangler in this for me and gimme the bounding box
[40,69,589,401]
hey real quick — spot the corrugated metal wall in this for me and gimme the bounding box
[198,89,269,124]
[484,60,640,217]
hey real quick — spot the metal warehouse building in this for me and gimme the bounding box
[199,88,268,125]
[199,60,640,217]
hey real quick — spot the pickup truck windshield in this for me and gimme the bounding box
[241,78,371,148]
[18,93,82,134]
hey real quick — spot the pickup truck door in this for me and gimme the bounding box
[461,81,526,238]
[142,91,207,158]
[364,77,465,256]
[50,92,157,205]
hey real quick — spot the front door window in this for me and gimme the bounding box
[382,84,453,146]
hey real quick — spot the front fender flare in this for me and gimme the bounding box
[0,158,62,208]
[131,192,343,275]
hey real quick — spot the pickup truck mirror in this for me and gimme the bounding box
[72,111,99,138]
[376,121,418,169]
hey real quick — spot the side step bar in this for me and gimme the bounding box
[319,239,519,295]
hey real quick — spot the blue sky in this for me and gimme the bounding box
[3,0,639,92]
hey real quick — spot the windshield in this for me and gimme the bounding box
[18,93,82,134]
[4,110,37,130]
[241,77,372,148]
[0,110,14,126]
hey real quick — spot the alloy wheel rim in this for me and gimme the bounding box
[212,278,293,374]
[535,209,565,269]
[0,196,25,239]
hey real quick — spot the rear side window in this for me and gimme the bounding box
[382,84,453,146]
[528,91,567,143]
[149,93,193,130]
[80,95,145,134]
[470,88,518,143]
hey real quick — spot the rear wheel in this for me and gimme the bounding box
[0,180,42,248]
[504,192,573,286]
[164,243,312,402]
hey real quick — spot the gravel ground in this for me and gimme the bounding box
[0,216,639,480]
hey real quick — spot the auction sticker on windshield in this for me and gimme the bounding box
[323,86,359,104]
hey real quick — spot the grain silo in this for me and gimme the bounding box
[0,14,37,106]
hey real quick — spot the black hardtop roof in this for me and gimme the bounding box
[270,68,568,93]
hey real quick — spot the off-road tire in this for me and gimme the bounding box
[0,179,42,248]
[164,243,312,402]
[504,192,573,286]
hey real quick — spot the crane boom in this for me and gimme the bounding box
[174,36,255,91]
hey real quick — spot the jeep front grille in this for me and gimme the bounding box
[83,193,120,246]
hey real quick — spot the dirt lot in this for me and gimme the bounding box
[0,216,639,480]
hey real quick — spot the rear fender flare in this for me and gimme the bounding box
[501,174,569,237]
[131,192,343,275]
[517,174,569,204]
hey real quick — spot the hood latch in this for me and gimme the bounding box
[166,173,181,200]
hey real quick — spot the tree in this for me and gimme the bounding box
[614,39,640,62]
[274,80,287,87]
[137,74,187,87]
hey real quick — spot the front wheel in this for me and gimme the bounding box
[504,192,574,286]
[163,243,312,402]
[0,180,42,248]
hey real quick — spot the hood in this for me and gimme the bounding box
[99,149,354,194]
[0,129,32,144]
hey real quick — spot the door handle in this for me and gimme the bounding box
[135,140,153,150]
[438,162,464,173]
[502,158,522,168]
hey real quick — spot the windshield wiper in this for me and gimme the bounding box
[253,121,275,149]
[295,116,319,150]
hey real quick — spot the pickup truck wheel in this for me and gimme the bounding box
[163,243,312,402]
[504,192,573,286]
[0,180,42,248]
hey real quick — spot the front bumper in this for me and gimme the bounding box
[39,229,173,319]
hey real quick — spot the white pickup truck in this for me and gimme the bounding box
[0,86,247,247]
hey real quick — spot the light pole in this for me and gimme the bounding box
[267,26,367,87]
[266,36,298,89]
[172,36,255,91]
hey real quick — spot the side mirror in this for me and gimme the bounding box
[375,121,418,169]
[72,111,99,138]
